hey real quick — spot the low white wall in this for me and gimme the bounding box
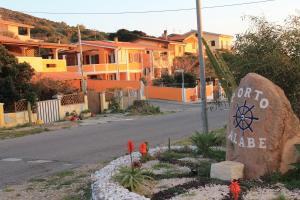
[4,111,37,127]
[59,95,88,119]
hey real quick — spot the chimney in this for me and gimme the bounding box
[114,37,118,43]
[163,30,168,40]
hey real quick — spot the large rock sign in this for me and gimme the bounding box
[226,73,300,179]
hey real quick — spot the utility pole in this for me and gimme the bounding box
[196,0,209,133]
[77,25,86,94]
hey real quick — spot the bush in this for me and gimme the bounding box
[223,15,300,118]
[33,78,78,101]
[113,166,153,192]
[191,132,217,157]
[127,100,160,115]
[108,97,122,113]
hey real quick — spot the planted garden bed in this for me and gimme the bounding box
[91,130,300,200]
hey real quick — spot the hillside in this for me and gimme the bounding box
[0,7,108,43]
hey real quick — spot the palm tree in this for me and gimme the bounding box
[202,38,237,102]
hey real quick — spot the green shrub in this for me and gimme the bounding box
[108,97,122,113]
[196,161,212,178]
[191,132,217,157]
[127,100,160,115]
[80,109,91,114]
[113,166,153,192]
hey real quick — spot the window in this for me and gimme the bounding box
[226,41,229,49]
[46,64,56,68]
[129,53,141,63]
[211,40,216,47]
[108,53,115,63]
[85,55,90,65]
[91,55,99,64]
[18,27,28,35]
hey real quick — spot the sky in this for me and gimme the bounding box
[0,0,299,37]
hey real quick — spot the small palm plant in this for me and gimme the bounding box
[191,131,217,157]
[114,166,153,192]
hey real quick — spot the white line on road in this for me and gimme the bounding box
[1,158,22,162]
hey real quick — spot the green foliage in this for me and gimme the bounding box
[202,38,237,101]
[0,8,107,43]
[173,54,198,74]
[222,15,300,117]
[158,150,188,161]
[196,161,212,178]
[33,78,78,101]
[113,166,153,192]
[140,154,155,163]
[152,73,196,88]
[262,170,300,190]
[0,45,36,106]
[174,72,197,88]
[191,132,218,157]
[108,29,147,42]
[80,109,91,114]
[108,97,122,113]
[127,100,160,115]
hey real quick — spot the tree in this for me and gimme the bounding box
[173,54,198,74]
[33,78,78,101]
[152,73,196,88]
[222,15,300,118]
[0,45,36,107]
[108,29,147,42]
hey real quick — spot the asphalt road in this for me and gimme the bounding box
[0,103,228,188]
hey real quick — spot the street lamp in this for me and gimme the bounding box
[175,69,185,103]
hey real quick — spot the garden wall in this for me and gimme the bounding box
[87,79,141,92]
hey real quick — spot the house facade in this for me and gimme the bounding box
[64,40,146,81]
[0,19,75,73]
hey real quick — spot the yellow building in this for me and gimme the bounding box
[0,19,34,41]
[166,30,234,53]
[0,19,75,73]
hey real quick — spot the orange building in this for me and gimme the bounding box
[63,40,159,81]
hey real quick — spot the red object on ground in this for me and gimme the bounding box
[128,140,134,154]
[139,143,147,156]
[229,180,241,200]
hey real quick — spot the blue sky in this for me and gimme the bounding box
[0,0,299,37]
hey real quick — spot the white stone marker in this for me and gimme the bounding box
[210,161,244,181]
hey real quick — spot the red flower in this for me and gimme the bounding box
[128,140,134,154]
[229,180,241,200]
[139,143,147,156]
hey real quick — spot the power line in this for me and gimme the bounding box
[21,0,276,15]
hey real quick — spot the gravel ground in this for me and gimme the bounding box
[170,184,229,200]
[0,162,104,200]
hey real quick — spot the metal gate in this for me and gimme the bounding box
[37,99,60,124]
[87,91,101,114]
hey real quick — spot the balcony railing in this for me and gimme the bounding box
[67,63,142,73]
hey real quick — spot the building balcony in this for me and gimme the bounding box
[67,63,142,74]
[17,56,67,72]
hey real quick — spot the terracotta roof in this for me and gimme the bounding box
[34,72,84,81]
[166,30,234,42]
[0,19,34,28]
[138,36,170,43]
[0,35,75,49]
